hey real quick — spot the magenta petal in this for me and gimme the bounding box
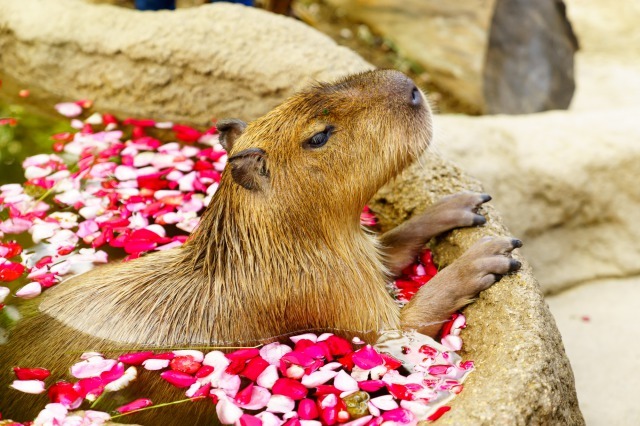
[272,378,308,400]
[298,398,320,420]
[241,356,270,382]
[358,380,386,393]
[160,370,197,388]
[352,346,383,370]
[116,398,153,414]
[226,348,260,362]
[100,362,125,384]
[381,408,414,424]
[239,414,263,426]
[74,377,104,399]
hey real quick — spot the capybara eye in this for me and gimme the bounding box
[304,125,334,149]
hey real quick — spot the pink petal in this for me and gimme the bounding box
[217,398,244,424]
[333,371,358,392]
[55,102,83,118]
[10,379,46,394]
[427,365,453,376]
[116,398,153,414]
[219,372,242,398]
[352,346,383,370]
[237,385,271,410]
[301,370,337,388]
[343,415,372,426]
[260,343,292,365]
[70,357,116,378]
[266,395,296,413]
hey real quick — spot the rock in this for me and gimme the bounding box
[371,155,583,425]
[0,0,372,124]
[431,109,640,294]
[324,0,577,114]
[547,277,640,425]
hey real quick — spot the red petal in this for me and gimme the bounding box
[13,367,50,381]
[272,378,308,400]
[0,241,22,259]
[325,336,353,357]
[170,355,201,375]
[427,406,451,421]
[48,381,82,409]
[387,383,414,401]
[195,365,215,378]
[321,406,338,426]
[240,356,269,382]
[0,261,26,282]
[380,353,402,370]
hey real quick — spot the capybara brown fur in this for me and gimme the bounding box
[0,70,521,424]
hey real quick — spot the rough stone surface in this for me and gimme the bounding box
[371,155,583,425]
[546,277,640,426]
[0,0,373,124]
[324,0,577,114]
[432,109,640,294]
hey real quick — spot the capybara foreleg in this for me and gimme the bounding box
[400,236,522,337]
[380,192,491,275]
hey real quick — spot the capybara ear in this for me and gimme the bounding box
[228,147,269,191]
[216,118,247,152]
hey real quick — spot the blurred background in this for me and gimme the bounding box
[1,0,639,424]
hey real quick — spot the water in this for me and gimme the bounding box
[0,100,72,185]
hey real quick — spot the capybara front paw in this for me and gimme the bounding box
[431,191,492,229]
[455,236,522,297]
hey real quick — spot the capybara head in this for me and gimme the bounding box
[215,70,432,225]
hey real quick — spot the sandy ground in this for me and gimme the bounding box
[546,0,640,424]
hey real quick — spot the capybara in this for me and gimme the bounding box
[0,70,521,424]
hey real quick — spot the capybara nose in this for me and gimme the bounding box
[410,85,423,106]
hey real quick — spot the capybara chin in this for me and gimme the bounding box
[0,70,521,424]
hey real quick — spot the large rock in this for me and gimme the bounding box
[433,109,640,294]
[324,0,577,114]
[371,155,583,425]
[0,0,372,124]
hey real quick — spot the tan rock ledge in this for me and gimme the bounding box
[0,0,372,124]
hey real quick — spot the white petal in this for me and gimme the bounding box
[15,282,42,299]
[257,364,279,389]
[142,358,170,371]
[11,379,46,394]
[266,395,295,413]
[216,398,244,424]
[333,370,358,392]
[301,370,337,388]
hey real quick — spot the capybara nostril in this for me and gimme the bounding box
[410,86,422,106]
